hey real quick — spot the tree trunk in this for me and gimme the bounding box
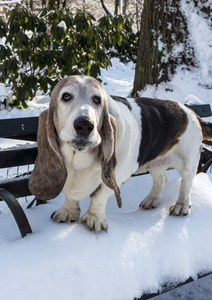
[123,0,129,14]
[115,0,120,15]
[132,0,195,97]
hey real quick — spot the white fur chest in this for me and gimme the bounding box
[60,143,102,200]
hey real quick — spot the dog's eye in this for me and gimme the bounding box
[92,95,101,105]
[62,93,73,102]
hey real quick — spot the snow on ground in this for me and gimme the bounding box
[0,58,212,300]
[1,170,212,300]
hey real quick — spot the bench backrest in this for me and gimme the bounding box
[0,117,38,198]
[0,117,38,141]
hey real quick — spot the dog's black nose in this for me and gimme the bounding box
[74,117,94,138]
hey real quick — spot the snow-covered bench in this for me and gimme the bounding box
[0,103,211,238]
[184,103,212,173]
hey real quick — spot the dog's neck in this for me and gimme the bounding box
[60,141,99,171]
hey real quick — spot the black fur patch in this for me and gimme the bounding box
[135,97,188,166]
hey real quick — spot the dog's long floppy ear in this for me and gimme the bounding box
[29,108,67,200]
[100,111,122,208]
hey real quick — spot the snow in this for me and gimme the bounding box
[155,274,212,299]
[181,1,212,88]
[57,21,67,30]
[0,169,212,299]
[104,2,114,17]
[0,0,21,3]
[0,83,9,103]
[184,95,205,106]
[0,57,212,299]
[0,3,212,298]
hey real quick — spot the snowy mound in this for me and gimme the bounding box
[0,171,212,299]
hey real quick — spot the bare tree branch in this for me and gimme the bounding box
[100,0,113,16]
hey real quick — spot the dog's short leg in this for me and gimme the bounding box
[169,129,201,216]
[140,168,168,210]
[51,197,81,223]
[169,170,195,216]
[80,185,113,234]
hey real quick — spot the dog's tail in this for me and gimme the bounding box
[198,116,212,145]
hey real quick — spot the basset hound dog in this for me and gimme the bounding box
[29,75,212,233]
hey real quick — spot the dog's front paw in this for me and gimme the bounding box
[169,203,191,216]
[51,207,81,223]
[139,196,160,210]
[80,211,108,234]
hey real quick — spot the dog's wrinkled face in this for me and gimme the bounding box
[51,76,107,152]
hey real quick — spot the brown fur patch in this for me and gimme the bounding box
[28,109,67,200]
[99,112,122,208]
[135,97,188,166]
[197,115,212,145]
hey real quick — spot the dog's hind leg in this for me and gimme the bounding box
[169,145,200,216]
[169,107,202,216]
[169,166,196,216]
[140,168,168,210]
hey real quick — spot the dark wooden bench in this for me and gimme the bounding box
[0,103,212,238]
[0,117,38,237]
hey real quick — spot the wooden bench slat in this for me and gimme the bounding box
[0,146,37,169]
[0,117,38,141]
[0,175,31,198]
[185,104,212,118]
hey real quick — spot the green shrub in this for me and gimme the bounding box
[0,8,138,108]
[98,14,139,63]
